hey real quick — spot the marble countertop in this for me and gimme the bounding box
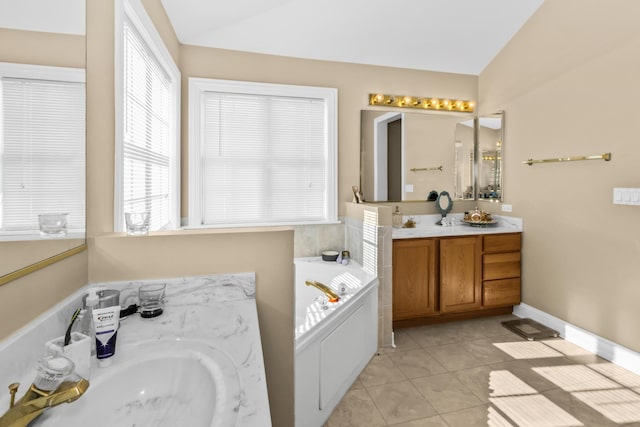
[0,274,271,427]
[393,214,523,239]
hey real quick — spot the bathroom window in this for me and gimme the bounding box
[0,63,85,234]
[188,79,337,227]
[114,0,180,232]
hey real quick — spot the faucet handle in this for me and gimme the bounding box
[8,383,19,408]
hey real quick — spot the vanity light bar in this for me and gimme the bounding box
[368,93,475,113]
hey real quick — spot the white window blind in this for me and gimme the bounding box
[121,14,172,231]
[198,91,332,226]
[1,77,85,233]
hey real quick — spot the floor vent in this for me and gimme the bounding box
[501,318,559,341]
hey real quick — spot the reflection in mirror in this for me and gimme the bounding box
[454,119,475,200]
[477,112,504,201]
[0,0,86,278]
[360,110,466,202]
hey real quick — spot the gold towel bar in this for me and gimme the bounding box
[410,165,443,172]
[523,152,611,166]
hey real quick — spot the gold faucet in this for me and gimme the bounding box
[0,377,89,427]
[305,280,340,303]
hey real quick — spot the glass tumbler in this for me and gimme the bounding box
[138,283,166,318]
[38,213,69,237]
[125,212,150,236]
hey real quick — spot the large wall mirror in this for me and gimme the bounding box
[453,119,475,200]
[0,0,86,281]
[477,112,504,201]
[360,109,472,202]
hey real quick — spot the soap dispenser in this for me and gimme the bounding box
[81,289,100,356]
[392,205,403,228]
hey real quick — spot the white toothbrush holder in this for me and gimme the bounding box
[45,332,91,380]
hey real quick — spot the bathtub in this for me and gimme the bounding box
[294,257,379,427]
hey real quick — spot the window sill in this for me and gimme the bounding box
[0,231,85,242]
[95,225,296,240]
[182,220,342,230]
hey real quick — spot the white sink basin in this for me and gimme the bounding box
[33,339,240,427]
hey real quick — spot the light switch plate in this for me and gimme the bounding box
[501,204,513,212]
[405,184,414,193]
[613,188,640,205]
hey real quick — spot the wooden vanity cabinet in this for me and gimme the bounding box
[392,238,437,320]
[393,232,522,326]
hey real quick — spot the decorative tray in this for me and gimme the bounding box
[462,219,498,227]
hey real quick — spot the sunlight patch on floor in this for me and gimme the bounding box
[489,370,537,397]
[588,363,640,388]
[532,365,620,392]
[493,341,564,359]
[487,406,514,427]
[541,339,593,357]
[572,388,640,423]
[490,394,583,427]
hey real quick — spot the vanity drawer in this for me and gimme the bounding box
[483,252,521,280]
[483,278,521,307]
[483,233,521,253]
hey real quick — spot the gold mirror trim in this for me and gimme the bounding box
[0,244,87,287]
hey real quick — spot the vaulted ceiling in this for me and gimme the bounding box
[160,0,544,75]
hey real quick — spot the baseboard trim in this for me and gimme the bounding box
[513,303,640,376]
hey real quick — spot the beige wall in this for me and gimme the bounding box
[479,0,640,352]
[0,28,85,68]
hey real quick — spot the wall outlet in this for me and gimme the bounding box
[613,188,640,205]
[501,204,513,212]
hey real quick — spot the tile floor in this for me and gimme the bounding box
[324,315,640,427]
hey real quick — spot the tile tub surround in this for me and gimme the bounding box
[345,215,394,348]
[392,214,523,239]
[0,273,271,427]
[293,222,346,258]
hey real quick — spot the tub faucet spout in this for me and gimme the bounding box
[305,280,340,303]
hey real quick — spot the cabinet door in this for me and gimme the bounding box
[393,239,437,320]
[440,236,481,313]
